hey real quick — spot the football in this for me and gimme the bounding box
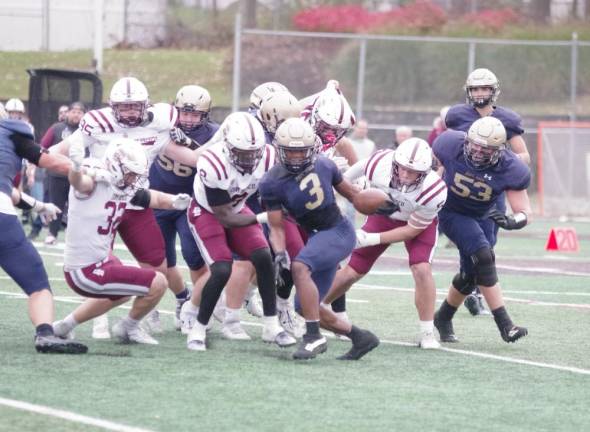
[353,188,389,215]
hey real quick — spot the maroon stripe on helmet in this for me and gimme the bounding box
[201,153,221,180]
[420,184,446,206]
[126,79,131,98]
[206,150,228,179]
[96,110,115,133]
[409,140,420,163]
[244,114,256,146]
[367,150,389,181]
[415,178,443,202]
[337,96,344,125]
[88,111,106,133]
[264,145,271,172]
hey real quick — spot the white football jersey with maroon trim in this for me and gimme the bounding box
[76,102,177,164]
[193,141,275,213]
[64,159,128,270]
[364,149,447,228]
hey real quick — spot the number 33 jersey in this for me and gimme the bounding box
[433,130,530,217]
[64,160,128,271]
[259,156,344,233]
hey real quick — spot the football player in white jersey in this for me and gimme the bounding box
[52,138,191,345]
[324,138,448,349]
[49,77,203,337]
[181,112,296,351]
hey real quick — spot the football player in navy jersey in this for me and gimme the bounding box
[148,85,219,330]
[432,117,531,344]
[445,68,531,315]
[260,118,379,360]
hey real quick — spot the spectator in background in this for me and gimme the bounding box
[348,119,376,160]
[38,102,86,245]
[5,98,27,121]
[392,125,413,149]
[427,106,450,147]
[58,105,69,122]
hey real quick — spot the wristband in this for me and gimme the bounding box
[255,212,269,224]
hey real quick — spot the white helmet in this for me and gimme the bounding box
[5,98,25,113]
[392,138,432,192]
[104,138,148,197]
[464,68,500,108]
[274,118,320,173]
[465,117,506,169]
[249,82,288,112]
[310,83,355,150]
[109,77,149,127]
[0,102,7,120]
[258,91,301,134]
[222,112,267,174]
[174,85,212,131]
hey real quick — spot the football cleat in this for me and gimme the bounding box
[221,320,251,341]
[140,309,163,335]
[34,334,88,354]
[244,288,263,318]
[292,334,328,360]
[501,325,528,343]
[337,329,379,360]
[175,284,192,331]
[112,320,159,345]
[418,331,441,350]
[187,323,207,351]
[464,293,491,316]
[262,325,297,348]
[434,312,459,343]
[52,320,75,340]
[92,314,111,339]
[179,301,198,335]
[277,301,305,338]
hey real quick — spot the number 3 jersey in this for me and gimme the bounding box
[64,160,128,271]
[193,141,276,213]
[362,150,447,229]
[259,156,344,233]
[433,130,530,218]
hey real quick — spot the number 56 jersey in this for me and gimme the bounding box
[433,130,530,218]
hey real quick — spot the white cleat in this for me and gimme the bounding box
[243,287,263,318]
[262,325,297,348]
[92,314,111,339]
[277,302,305,338]
[221,320,251,341]
[187,323,207,351]
[52,320,75,340]
[418,331,441,350]
[179,301,198,335]
[140,309,163,335]
[112,320,159,345]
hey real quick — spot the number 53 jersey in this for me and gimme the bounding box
[433,130,530,218]
[259,156,344,234]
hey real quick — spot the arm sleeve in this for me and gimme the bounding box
[205,186,232,207]
[130,189,152,209]
[12,133,45,165]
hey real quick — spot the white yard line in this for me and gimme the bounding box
[0,397,154,432]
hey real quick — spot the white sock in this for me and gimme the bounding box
[276,296,290,308]
[185,302,199,315]
[63,313,78,330]
[420,320,434,334]
[224,307,240,324]
[263,315,279,329]
[123,316,140,330]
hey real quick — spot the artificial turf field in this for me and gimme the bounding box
[0,218,589,432]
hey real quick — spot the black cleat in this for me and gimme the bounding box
[293,334,327,360]
[34,335,88,354]
[501,325,528,343]
[337,330,379,361]
[434,313,459,343]
[464,294,490,316]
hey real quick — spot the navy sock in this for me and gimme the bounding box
[36,323,54,337]
[175,288,189,300]
[492,306,513,331]
[437,300,458,321]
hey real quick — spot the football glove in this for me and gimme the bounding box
[69,142,86,171]
[273,251,291,289]
[355,229,380,248]
[35,202,61,224]
[170,127,191,147]
[488,207,527,230]
[172,193,191,210]
[332,156,350,173]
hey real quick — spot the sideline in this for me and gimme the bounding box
[0,397,154,432]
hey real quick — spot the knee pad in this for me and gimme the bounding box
[209,261,232,286]
[470,247,498,287]
[452,272,476,295]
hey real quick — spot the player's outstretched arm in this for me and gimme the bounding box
[335,137,358,166]
[163,141,207,168]
[267,210,286,254]
[379,224,424,244]
[211,202,258,228]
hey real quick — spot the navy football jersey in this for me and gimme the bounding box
[259,156,344,233]
[433,130,530,218]
[446,104,524,141]
[149,121,219,195]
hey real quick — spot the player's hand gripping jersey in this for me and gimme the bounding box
[433,130,530,217]
[361,149,447,229]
